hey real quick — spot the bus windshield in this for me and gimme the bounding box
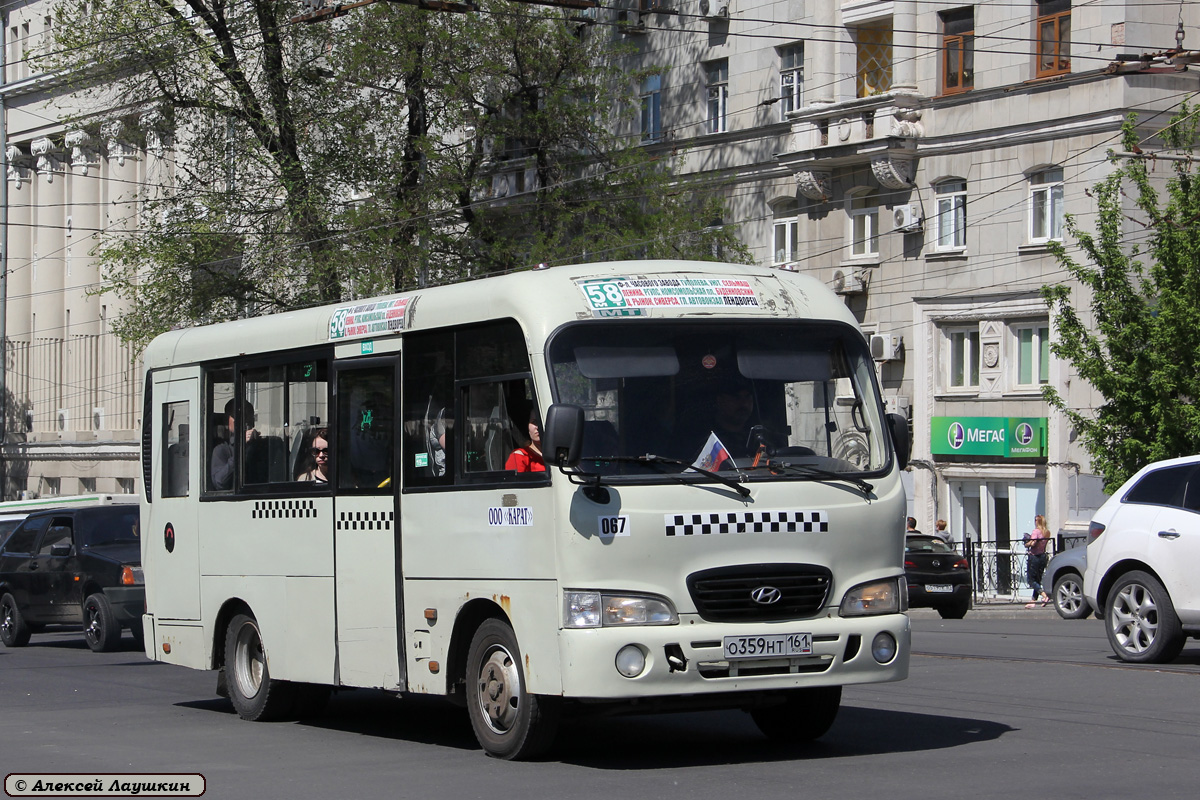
[547,321,891,479]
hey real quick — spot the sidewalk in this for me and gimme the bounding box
[908,597,1063,619]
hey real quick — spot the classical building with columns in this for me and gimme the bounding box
[0,2,167,498]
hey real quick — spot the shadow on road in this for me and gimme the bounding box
[177,688,1013,765]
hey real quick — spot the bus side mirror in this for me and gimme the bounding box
[543,404,584,468]
[887,413,910,471]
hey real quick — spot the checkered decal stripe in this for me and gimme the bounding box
[251,500,317,520]
[664,510,828,537]
[337,511,395,531]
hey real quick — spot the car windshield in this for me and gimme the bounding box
[547,320,891,481]
[906,535,954,553]
[77,507,141,547]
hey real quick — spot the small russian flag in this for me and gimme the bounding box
[692,432,732,472]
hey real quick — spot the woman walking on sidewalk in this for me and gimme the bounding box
[1024,514,1052,608]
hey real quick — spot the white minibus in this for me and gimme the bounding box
[140,260,911,759]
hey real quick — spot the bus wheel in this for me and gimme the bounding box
[224,613,296,721]
[749,686,841,743]
[83,593,122,653]
[1,593,32,647]
[466,619,560,760]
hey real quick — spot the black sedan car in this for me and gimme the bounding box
[904,535,971,619]
[0,504,143,652]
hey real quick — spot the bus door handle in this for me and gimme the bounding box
[1158,529,1181,540]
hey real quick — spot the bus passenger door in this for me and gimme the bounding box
[147,375,202,621]
[332,360,403,690]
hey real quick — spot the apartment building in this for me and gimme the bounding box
[608,0,1194,548]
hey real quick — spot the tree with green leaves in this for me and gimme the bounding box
[38,0,748,348]
[1043,109,1200,492]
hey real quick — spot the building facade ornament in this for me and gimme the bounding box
[139,109,173,155]
[6,145,33,188]
[101,120,137,167]
[66,130,100,174]
[31,137,62,183]
[891,106,924,139]
[795,169,832,200]
[871,155,913,189]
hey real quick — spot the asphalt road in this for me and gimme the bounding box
[2,612,1199,799]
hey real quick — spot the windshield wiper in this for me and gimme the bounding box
[768,461,874,495]
[586,454,751,498]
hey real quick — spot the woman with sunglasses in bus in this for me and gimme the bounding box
[298,428,331,484]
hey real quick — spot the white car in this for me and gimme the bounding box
[1084,455,1200,663]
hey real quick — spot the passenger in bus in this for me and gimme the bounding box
[505,409,545,472]
[296,428,331,484]
[211,399,262,490]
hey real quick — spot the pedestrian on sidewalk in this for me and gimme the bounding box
[1023,514,1052,608]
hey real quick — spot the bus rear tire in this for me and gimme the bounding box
[749,686,841,743]
[225,613,296,721]
[466,618,560,760]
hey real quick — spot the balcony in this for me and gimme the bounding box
[775,91,925,201]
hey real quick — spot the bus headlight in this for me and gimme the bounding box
[563,592,679,628]
[839,578,903,617]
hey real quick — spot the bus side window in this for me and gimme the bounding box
[403,330,454,489]
[205,370,235,493]
[337,367,395,493]
[163,401,190,498]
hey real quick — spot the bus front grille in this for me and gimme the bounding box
[686,564,832,622]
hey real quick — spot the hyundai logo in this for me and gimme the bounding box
[750,586,782,605]
[932,559,941,567]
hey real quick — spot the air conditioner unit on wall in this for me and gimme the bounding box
[893,204,922,232]
[56,409,68,431]
[831,268,865,296]
[93,407,105,431]
[870,333,903,362]
[699,0,729,19]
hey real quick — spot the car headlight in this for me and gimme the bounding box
[121,565,144,586]
[563,591,679,628]
[840,577,905,617]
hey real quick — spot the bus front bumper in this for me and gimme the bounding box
[556,611,910,700]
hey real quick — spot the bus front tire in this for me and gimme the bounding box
[465,618,560,760]
[224,613,296,721]
[749,686,842,743]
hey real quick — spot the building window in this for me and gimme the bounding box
[773,215,799,266]
[933,179,967,250]
[779,43,803,120]
[855,23,892,98]
[44,477,61,496]
[1036,0,1070,78]
[117,477,135,494]
[847,192,879,258]
[1029,168,1064,243]
[80,477,97,493]
[1014,324,1051,387]
[706,60,728,134]
[640,74,662,142]
[946,327,980,389]
[941,7,974,94]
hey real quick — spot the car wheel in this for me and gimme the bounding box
[466,618,560,760]
[750,686,841,742]
[937,598,970,620]
[83,593,122,653]
[224,613,297,721]
[1105,571,1185,664]
[1052,572,1090,620]
[0,592,32,647]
